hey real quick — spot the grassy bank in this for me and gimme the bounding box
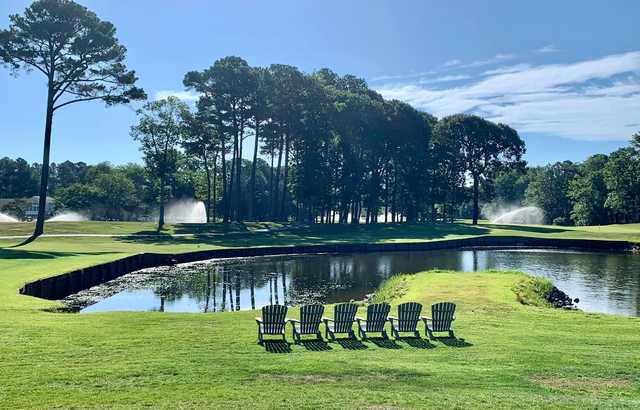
[1,269,639,408]
[1,222,640,408]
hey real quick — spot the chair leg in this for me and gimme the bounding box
[382,330,388,339]
[316,332,322,341]
[427,329,434,340]
[414,330,420,338]
[349,330,355,340]
[449,330,455,338]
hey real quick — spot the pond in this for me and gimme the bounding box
[65,248,640,317]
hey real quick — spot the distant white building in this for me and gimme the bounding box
[25,196,55,219]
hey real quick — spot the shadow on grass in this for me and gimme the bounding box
[368,338,402,349]
[300,340,332,351]
[0,249,117,260]
[114,222,492,248]
[262,340,292,353]
[439,337,473,348]
[334,338,368,350]
[400,338,435,349]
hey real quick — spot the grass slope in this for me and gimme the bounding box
[1,222,640,408]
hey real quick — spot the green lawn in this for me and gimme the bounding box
[1,221,640,408]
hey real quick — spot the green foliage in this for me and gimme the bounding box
[131,97,189,228]
[526,161,579,225]
[603,148,640,223]
[434,114,525,224]
[0,157,38,198]
[512,275,553,307]
[0,0,144,238]
[0,0,145,108]
[568,155,609,226]
[369,274,410,303]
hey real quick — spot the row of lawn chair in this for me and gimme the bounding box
[256,301,456,345]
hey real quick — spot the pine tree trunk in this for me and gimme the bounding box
[33,83,55,239]
[158,173,166,231]
[220,132,229,223]
[273,135,284,219]
[249,120,260,221]
[212,154,218,223]
[229,140,236,221]
[472,174,479,225]
[203,150,212,223]
[280,133,290,221]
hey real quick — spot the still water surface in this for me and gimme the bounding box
[76,249,640,316]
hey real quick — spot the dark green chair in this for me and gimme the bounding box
[255,305,288,344]
[388,302,422,339]
[421,302,456,339]
[356,302,391,340]
[322,303,358,340]
[288,304,325,344]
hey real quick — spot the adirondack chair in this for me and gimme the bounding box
[356,303,391,340]
[288,304,325,344]
[255,305,288,344]
[322,303,358,340]
[421,302,456,339]
[388,302,423,339]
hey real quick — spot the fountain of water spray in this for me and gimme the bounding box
[491,206,544,225]
[163,199,207,223]
[0,212,19,222]
[47,212,89,222]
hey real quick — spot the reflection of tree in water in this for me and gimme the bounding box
[83,251,640,316]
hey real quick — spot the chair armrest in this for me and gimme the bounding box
[255,317,263,324]
[287,318,300,323]
[387,315,397,323]
[322,317,333,323]
[355,316,366,323]
[419,316,431,322]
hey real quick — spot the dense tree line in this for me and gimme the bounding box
[128,57,523,229]
[2,131,638,226]
[488,133,640,226]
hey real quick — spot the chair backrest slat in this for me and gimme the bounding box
[397,302,422,332]
[262,305,288,334]
[333,303,358,333]
[365,303,390,332]
[431,302,456,332]
[300,304,324,334]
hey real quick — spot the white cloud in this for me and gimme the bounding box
[369,70,436,83]
[443,59,462,67]
[458,53,517,69]
[483,64,532,76]
[154,90,200,102]
[376,51,640,141]
[418,74,470,84]
[536,44,559,53]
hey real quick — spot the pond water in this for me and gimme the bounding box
[69,248,640,317]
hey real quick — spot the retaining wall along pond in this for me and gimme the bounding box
[19,235,636,301]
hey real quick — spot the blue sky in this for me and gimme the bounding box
[1,0,639,166]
